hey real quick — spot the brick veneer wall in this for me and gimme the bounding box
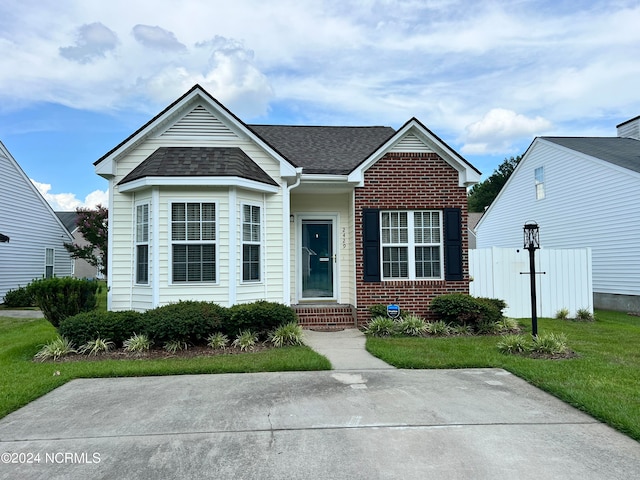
[354,152,470,324]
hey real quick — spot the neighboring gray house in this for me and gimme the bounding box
[0,141,74,302]
[476,116,640,312]
[55,211,103,280]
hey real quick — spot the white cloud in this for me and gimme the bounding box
[59,22,119,63]
[132,24,186,51]
[461,109,552,155]
[31,179,108,211]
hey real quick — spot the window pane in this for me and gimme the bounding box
[136,245,149,284]
[187,221,200,241]
[172,245,186,282]
[202,222,215,241]
[415,246,441,278]
[382,246,408,278]
[243,244,260,281]
[187,203,200,221]
[202,203,215,222]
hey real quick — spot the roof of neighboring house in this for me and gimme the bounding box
[248,125,396,174]
[467,212,484,231]
[55,211,78,233]
[118,147,279,186]
[542,137,640,174]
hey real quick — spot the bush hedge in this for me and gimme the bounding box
[2,285,34,308]
[429,293,505,332]
[228,300,298,337]
[59,310,144,347]
[58,300,299,348]
[28,277,100,327]
[142,301,229,345]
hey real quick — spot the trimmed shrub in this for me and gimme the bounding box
[2,285,35,307]
[227,301,297,337]
[27,277,99,327]
[142,301,229,345]
[429,293,505,333]
[58,310,144,348]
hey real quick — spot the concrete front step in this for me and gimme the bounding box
[293,304,357,328]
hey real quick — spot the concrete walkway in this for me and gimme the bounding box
[0,310,44,318]
[303,328,394,369]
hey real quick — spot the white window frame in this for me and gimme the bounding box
[170,201,217,284]
[45,248,55,278]
[241,202,263,283]
[380,210,443,281]
[135,203,149,285]
[535,166,545,200]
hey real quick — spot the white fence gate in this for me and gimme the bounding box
[469,247,593,318]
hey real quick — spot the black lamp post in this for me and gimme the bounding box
[524,222,540,337]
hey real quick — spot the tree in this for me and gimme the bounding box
[468,155,521,212]
[64,205,108,277]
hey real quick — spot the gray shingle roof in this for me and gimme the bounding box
[55,212,78,233]
[248,125,396,174]
[118,147,278,186]
[542,137,640,174]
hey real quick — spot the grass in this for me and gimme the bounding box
[0,315,331,420]
[366,310,640,441]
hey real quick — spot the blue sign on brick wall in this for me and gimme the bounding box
[387,304,400,319]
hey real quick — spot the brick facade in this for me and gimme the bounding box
[354,152,470,324]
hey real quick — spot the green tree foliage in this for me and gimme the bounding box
[468,155,521,212]
[64,205,108,276]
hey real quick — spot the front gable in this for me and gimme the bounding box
[348,118,481,187]
[94,85,297,181]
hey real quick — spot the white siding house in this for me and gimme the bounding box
[0,141,74,302]
[95,85,480,325]
[476,116,640,312]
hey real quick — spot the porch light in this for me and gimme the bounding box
[523,222,540,250]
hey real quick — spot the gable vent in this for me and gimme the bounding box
[389,133,433,153]
[160,105,238,140]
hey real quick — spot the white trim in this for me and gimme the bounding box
[151,187,160,307]
[107,178,114,310]
[118,176,279,194]
[228,188,237,304]
[239,201,264,285]
[284,170,303,304]
[295,213,340,303]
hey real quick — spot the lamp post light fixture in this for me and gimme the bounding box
[523,222,540,337]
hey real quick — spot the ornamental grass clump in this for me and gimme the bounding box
[531,333,569,355]
[397,314,428,337]
[425,320,450,336]
[79,338,115,356]
[33,336,77,362]
[232,330,258,351]
[575,308,595,322]
[123,333,152,353]
[207,332,229,350]
[269,322,304,347]
[164,340,188,353]
[497,334,530,354]
[363,316,398,337]
[555,308,570,320]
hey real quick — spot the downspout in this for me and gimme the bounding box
[283,168,303,305]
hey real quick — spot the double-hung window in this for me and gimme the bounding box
[535,166,545,200]
[171,202,216,282]
[242,204,261,282]
[45,248,54,278]
[135,203,149,284]
[381,211,442,280]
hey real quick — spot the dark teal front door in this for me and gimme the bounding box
[301,220,334,298]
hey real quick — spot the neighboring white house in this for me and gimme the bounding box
[476,116,640,312]
[0,141,74,302]
[94,85,480,325]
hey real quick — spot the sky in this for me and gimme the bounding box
[1,0,639,211]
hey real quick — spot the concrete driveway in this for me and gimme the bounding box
[1,369,639,479]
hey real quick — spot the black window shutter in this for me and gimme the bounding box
[443,208,463,281]
[362,209,381,282]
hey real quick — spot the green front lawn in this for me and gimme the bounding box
[0,316,331,420]
[367,310,640,441]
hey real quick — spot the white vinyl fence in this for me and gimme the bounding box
[469,247,593,318]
